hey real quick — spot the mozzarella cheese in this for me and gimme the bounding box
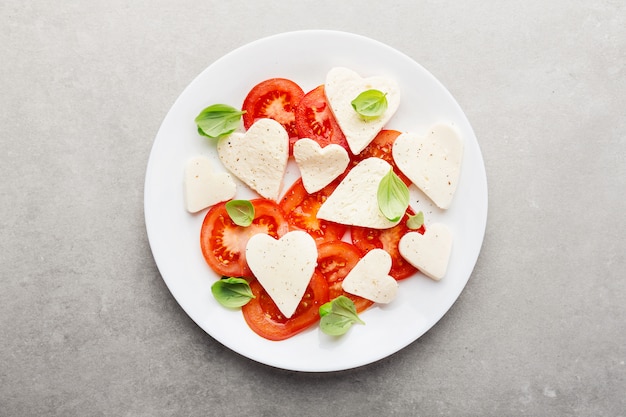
[293,138,350,193]
[317,157,401,229]
[217,118,288,201]
[325,67,400,155]
[398,223,453,281]
[392,124,463,210]
[245,231,318,319]
[342,248,398,304]
[183,155,236,213]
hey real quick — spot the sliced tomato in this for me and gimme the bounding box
[295,85,349,151]
[242,78,304,153]
[351,210,424,280]
[279,178,348,244]
[200,199,289,278]
[316,241,373,313]
[242,271,329,341]
[351,129,411,186]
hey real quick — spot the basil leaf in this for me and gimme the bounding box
[319,296,365,336]
[195,104,245,139]
[211,277,255,308]
[377,169,410,222]
[319,302,333,317]
[407,211,424,230]
[351,89,388,119]
[225,200,255,227]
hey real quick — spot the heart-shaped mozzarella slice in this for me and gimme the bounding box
[325,67,400,155]
[245,231,317,319]
[183,156,236,213]
[293,138,350,193]
[342,249,398,304]
[392,124,463,209]
[217,118,288,201]
[317,157,400,229]
[398,223,453,281]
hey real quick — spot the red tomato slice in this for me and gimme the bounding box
[351,210,424,280]
[242,271,329,341]
[351,129,411,186]
[242,78,304,153]
[279,178,348,244]
[295,85,349,151]
[316,241,373,313]
[200,199,289,278]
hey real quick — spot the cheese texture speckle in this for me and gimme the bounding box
[392,124,463,210]
[293,138,350,193]
[317,157,401,229]
[217,118,289,201]
[342,248,398,304]
[398,223,453,281]
[183,155,236,213]
[245,231,318,319]
[325,67,400,155]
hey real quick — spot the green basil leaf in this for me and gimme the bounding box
[320,314,356,336]
[319,295,365,336]
[351,89,388,119]
[211,277,255,308]
[319,302,333,317]
[225,200,255,227]
[195,104,245,139]
[377,169,410,222]
[407,211,424,230]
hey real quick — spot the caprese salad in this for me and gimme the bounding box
[183,67,463,341]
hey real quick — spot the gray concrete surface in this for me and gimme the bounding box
[1,1,625,416]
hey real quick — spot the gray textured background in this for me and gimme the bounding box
[1,1,625,416]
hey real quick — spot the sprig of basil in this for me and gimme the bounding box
[225,200,255,227]
[211,277,255,308]
[378,169,410,222]
[319,296,365,336]
[195,104,245,139]
[407,211,424,230]
[351,89,388,119]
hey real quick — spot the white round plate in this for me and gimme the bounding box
[144,30,488,372]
